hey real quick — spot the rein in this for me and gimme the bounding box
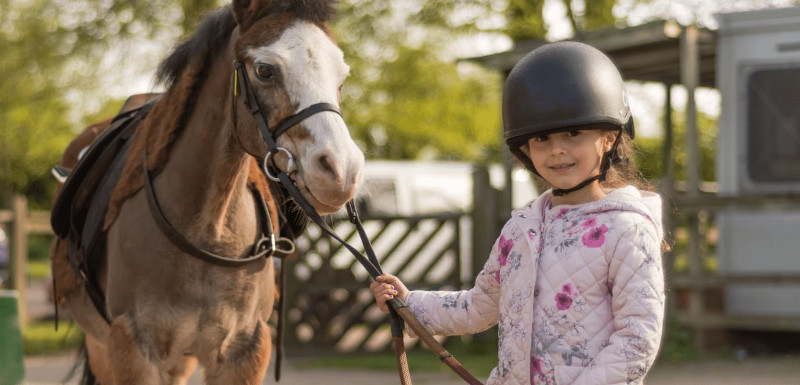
[142,151,296,266]
[232,60,484,385]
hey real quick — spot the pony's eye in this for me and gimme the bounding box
[254,63,276,83]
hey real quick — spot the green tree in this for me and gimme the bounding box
[506,0,547,41]
[565,0,617,32]
[333,0,504,163]
[506,0,619,42]
[0,0,219,207]
[633,108,718,184]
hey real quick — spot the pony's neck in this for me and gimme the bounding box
[157,46,257,247]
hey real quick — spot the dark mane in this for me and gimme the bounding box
[155,6,237,88]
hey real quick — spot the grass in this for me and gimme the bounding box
[23,320,84,355]
[657,317,733,363]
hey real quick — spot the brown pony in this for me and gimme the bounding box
[53,1,363,384]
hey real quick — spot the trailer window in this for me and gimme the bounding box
[746,66,800,182]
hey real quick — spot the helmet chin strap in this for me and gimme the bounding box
[552,173,604,196]
[551,129,623,197]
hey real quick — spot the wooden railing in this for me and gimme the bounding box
[0,195,53,325]
[667,192,800,348]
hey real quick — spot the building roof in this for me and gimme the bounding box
[464,20,718,88]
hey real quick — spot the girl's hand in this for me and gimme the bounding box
[369,274,408,313]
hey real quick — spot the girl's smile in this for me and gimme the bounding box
[548,162,576,172]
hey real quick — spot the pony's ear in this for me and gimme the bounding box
[232,0,275,32]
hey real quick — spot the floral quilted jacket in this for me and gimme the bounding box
[405,186,665,385]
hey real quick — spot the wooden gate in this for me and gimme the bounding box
[283,212,468,354]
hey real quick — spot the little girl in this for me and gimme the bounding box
[371,41,665,385]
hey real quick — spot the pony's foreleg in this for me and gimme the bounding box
[86,334,117,385]
[107,315,160,385]
[204,320,271,385]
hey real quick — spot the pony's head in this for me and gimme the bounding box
[231,0,363,215]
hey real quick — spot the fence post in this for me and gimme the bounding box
[470,165,498,351]
[471,165,496,279]
[680,24,705,350]
[10,195,27,326]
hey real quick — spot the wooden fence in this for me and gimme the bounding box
[0,195,53,325]
[285,212,466,354]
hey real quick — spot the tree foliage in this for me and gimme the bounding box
[332,0,504,162]
[0,0,218,207]
[506,0,547,40]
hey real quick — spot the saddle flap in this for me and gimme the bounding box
[51,102,154,239]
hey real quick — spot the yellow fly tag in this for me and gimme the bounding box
[234,70,239,96]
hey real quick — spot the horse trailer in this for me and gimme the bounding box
[716,6,800,317]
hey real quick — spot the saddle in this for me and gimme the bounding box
[51,97,158,320]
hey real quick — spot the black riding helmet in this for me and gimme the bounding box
[502,42,635,195]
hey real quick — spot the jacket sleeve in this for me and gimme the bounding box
[572,222,666,385]
[403,220,516,336]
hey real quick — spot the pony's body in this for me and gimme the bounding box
[55,1,363,383]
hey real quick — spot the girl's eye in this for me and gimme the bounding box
[254,63,276,83]
[566,130,581,137]
[532,135,548,142]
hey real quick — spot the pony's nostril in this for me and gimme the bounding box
[317,154,337,178]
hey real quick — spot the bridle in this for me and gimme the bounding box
[144,59,484,384]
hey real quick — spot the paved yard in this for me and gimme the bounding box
[24,352,800,385]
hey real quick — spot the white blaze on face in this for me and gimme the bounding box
[247,20,363,213]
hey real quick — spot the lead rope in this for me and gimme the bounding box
[345,202,411,385]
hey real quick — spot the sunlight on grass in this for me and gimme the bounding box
[27,260,51,281]
[23,320,83,355]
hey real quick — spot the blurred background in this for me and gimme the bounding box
[2,0,799,384]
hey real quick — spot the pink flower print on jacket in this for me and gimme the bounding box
[494,234,514,283]
[555,282,581,311]
[555,292,573,310]
[581,224,608,248]
[498,235,513,266]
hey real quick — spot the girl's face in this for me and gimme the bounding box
[525,128,616,195]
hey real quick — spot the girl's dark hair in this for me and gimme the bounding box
[600,130,653,192]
